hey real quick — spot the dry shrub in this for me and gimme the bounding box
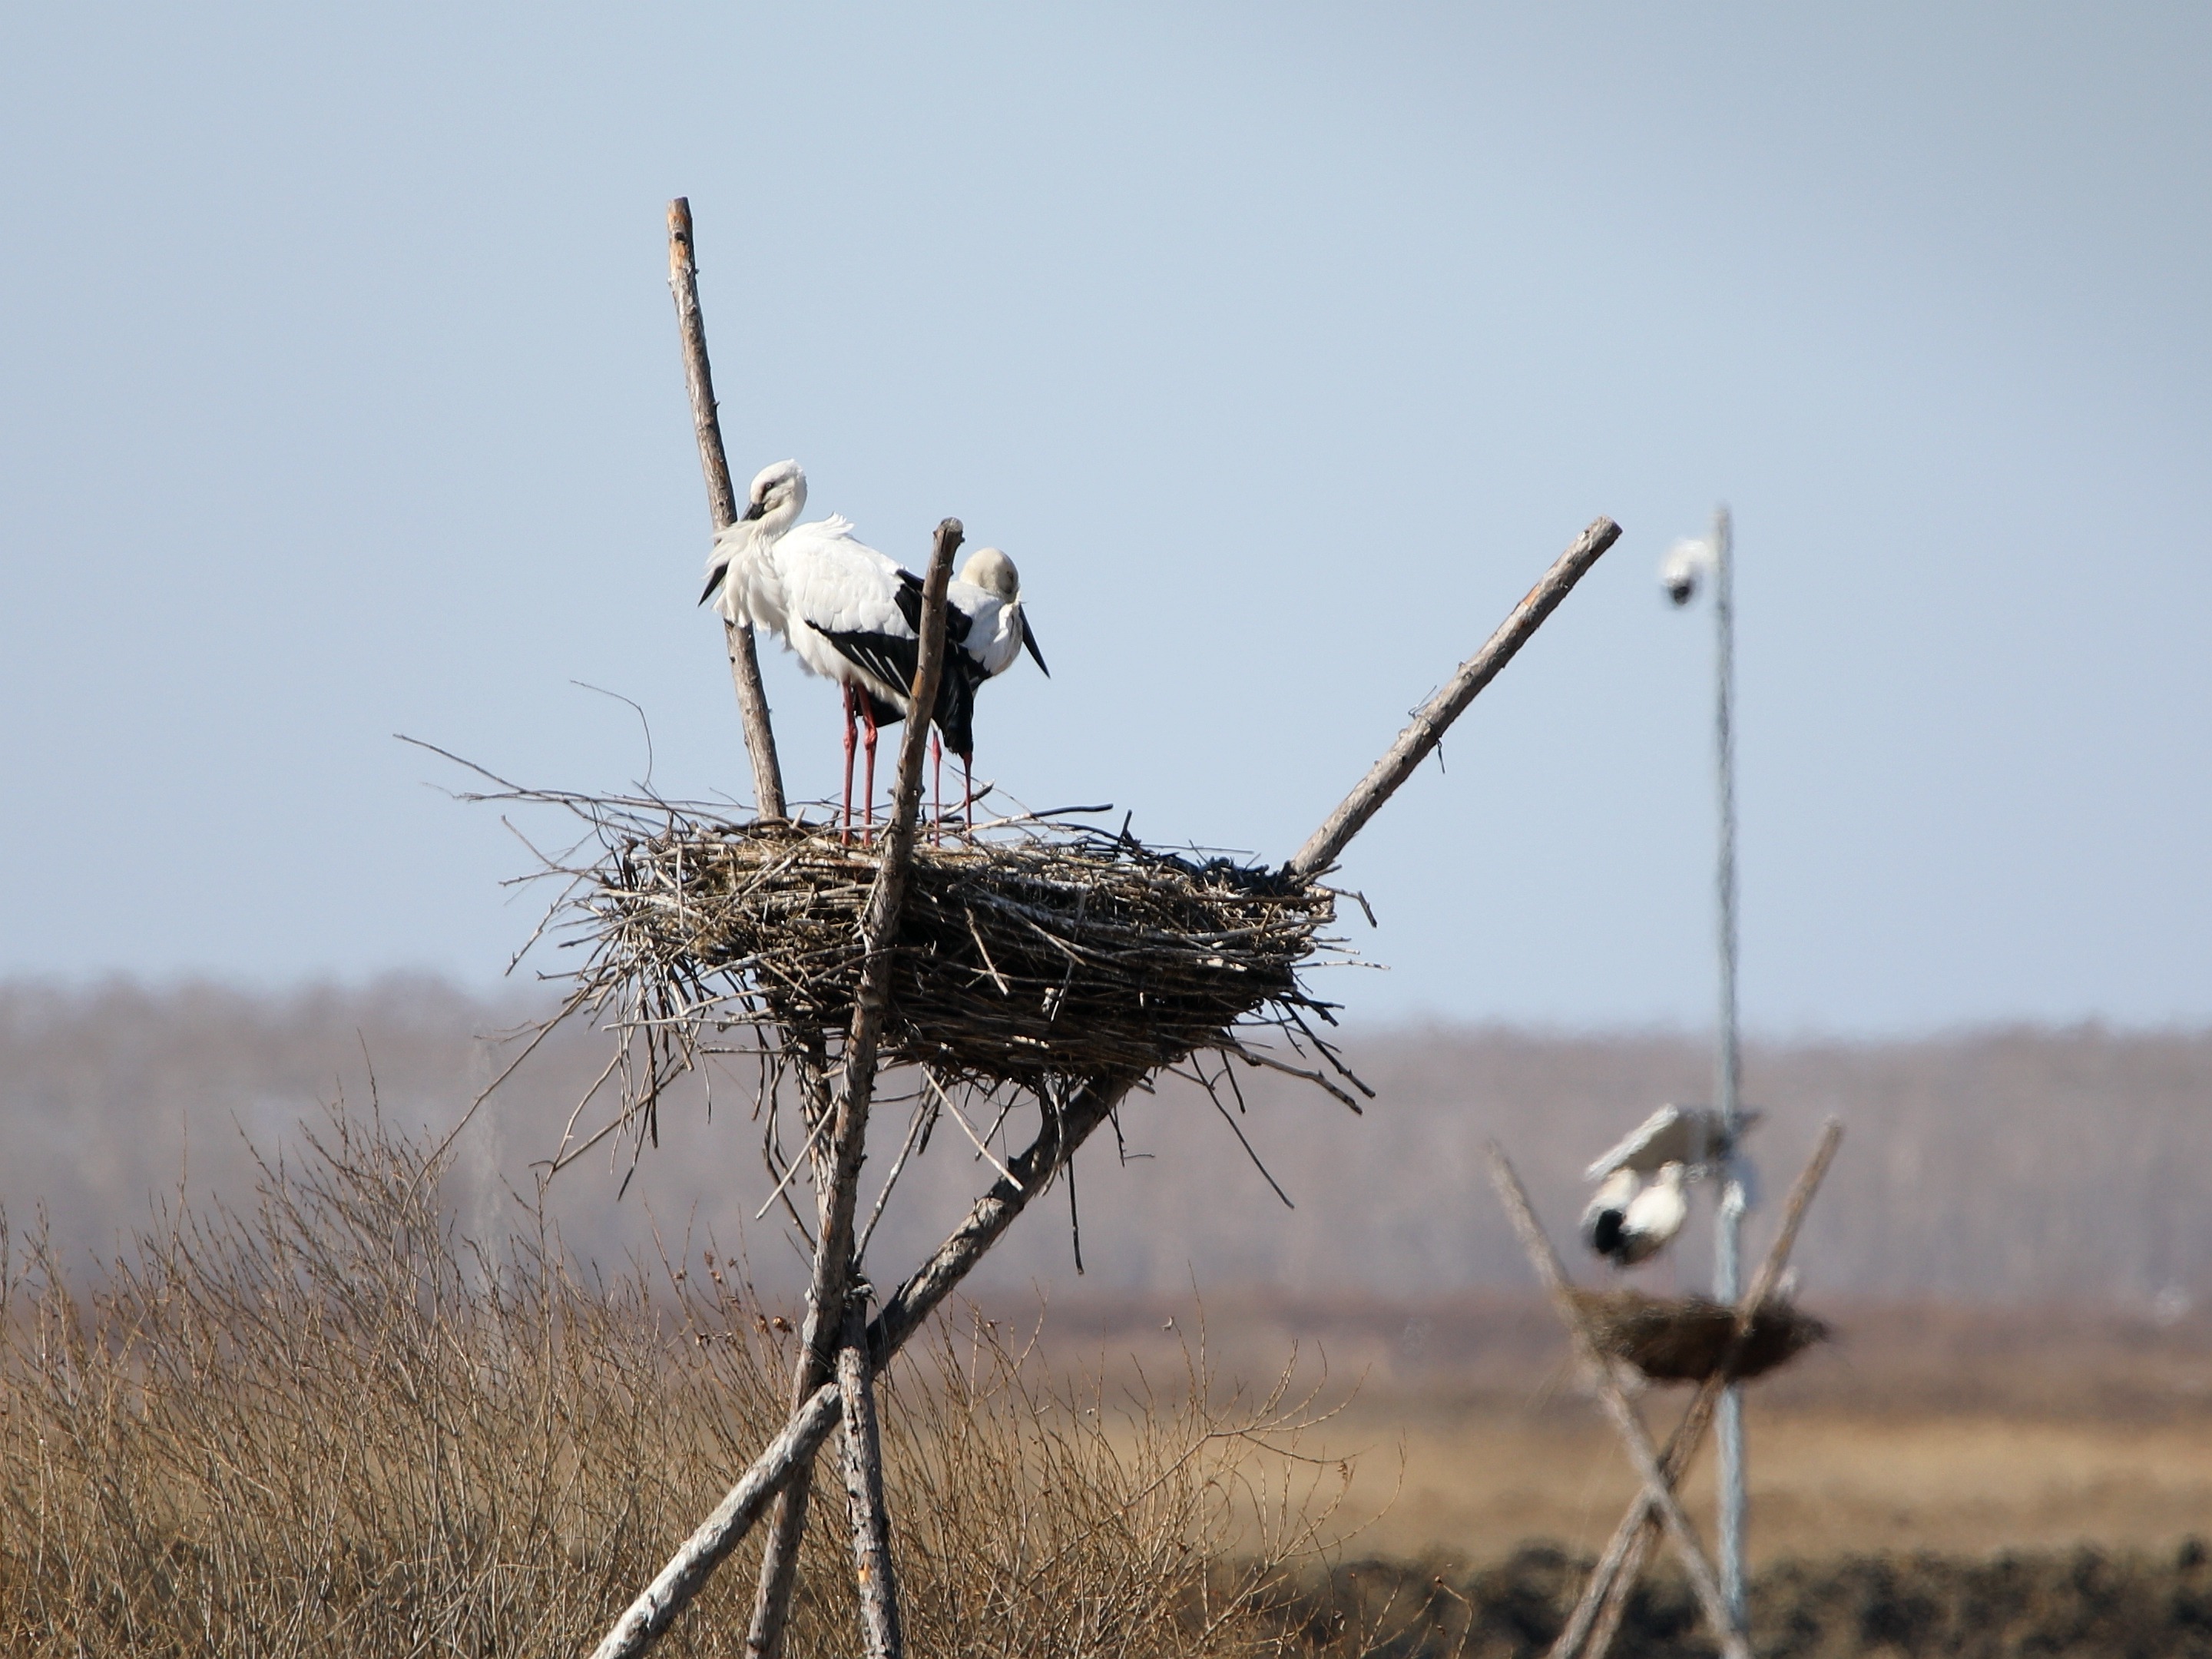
[0,1109,1346,1657]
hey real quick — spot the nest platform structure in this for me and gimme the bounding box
[1571,1289,1830,1384]
[592,816,1341,1088]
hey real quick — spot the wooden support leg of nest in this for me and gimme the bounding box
[1484,1144,1753,1659]
[588,1071,1135,1659]
[1551,1120,1844,1659]
[742,520,962,1659]
[838,1296,905,1659]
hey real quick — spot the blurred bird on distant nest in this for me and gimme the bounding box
[1581,1162,1690,1267]
[1578,1104,1757,1268]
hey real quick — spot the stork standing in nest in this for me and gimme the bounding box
[809,545,1048,835]
[700,462,1047,838]
[1580,1104,1756,1269]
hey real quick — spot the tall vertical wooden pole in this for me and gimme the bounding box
[1709,502,1747,1623]
[667,197,786,821]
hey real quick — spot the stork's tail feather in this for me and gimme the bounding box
[932,654,980,759]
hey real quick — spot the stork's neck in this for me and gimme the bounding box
[732,501,800,548]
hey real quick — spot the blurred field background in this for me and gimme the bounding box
[7,976,2207,1586]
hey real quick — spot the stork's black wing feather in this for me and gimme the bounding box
[816,599,983,751]
[933,652,980,758]
[896,569,976,650]
[815,625,919,714]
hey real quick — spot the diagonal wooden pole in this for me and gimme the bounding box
[588,516,1618,1659]
[1484,1145,1752,1659]
[669,197,786,822]
[1557,1118,1843,1659]
[1287,517,1619,881]
[742,520,962,1659]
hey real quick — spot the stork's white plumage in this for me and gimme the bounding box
[766,512,916,837]
[1610,1163,1690,1266]
[700,459,807,631]
[1581,1167,1641,1260]
[1583,1104,1757,1182]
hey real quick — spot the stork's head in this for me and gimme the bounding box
[960,546,1021,601]
[741,459,806,532]
[962,548,1051,677]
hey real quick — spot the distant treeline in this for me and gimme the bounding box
[2,978,2206,1307]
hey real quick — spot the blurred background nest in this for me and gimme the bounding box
[1571,1289,1830,1384]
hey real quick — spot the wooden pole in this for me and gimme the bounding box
[588,517,1615,1659]
[668,197,786,822]
[1484,1145,1751,1659]
[742,520,962,1659]
[1285,517,1619,881]
[837,1298,905,1659]
[1558,1118,1843,1659]
[589,1072,1134,1659]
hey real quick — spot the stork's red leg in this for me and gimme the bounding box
[962,750,975,829]
[931,732,942,845]
[860,695,879,843]
[839,684,858,844]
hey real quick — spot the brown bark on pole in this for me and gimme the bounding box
[743,520,962,1659]
[837,1298,905,1659]
[668,197,786,822]
[1557,1119,1845,1659]
[1286,517,1620,882]
[1485,1145,1752,1659]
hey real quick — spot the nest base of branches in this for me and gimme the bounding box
[1571,1290,1830,1384]
[581,810,1353,1094]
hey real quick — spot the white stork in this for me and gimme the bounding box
[933,548,1049,825]
[794,545,1050,835]
[698,461,901,834]
[1581,1162,1692,1267]
[1614,1164,1690,1266]
[1578,1103,1760,1268]
[700,459,806,632]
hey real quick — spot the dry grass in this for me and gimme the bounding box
[0,1108,1353,1657]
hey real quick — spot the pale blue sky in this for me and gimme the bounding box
[2,5,2207,1032]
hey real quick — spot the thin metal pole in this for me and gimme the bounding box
[1709,503,1747,1623]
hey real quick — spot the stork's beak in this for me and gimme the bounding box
[740,495,767,522]
[698,561,728,608]
[1021,615,1050,677]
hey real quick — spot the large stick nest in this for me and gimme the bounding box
[598,816,1345,1087]
[432,750,1372,1184]
[1571,1290,1830,1384]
